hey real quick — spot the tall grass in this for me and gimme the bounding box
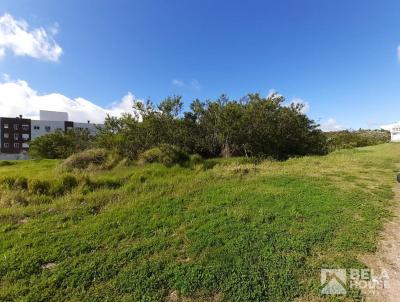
[0,144,399,301]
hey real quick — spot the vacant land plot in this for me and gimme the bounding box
[0,144,399,301]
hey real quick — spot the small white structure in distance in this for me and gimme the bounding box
[381,121,400,142]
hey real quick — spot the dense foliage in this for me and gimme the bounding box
[96,93,328,160]
[138,144,189,167]
[326,129,390,151]
[28,94,390,162]
[29,129,93,159]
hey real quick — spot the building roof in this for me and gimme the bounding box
[39,110,69,122]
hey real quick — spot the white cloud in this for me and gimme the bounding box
[0,77,137,123]
[267,91,310,114]
[172,79,201,90]
[267,89,282,99]
[290,97,310,114]
[0,13,62,61]
[320,118,345,132]
[381,121,399,131]
[172,79,184,87]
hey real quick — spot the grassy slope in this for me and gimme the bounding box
[0,144,399,301]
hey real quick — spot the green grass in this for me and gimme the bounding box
[0,144,399,301]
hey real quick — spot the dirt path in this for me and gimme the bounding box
[361,178,400,301]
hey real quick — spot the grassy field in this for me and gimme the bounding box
[0,144,399,301]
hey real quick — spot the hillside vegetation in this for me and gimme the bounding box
[29,93,328,161]
[0,143,399,301]
[326,130,390,151]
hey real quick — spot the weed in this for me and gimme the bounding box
[0,190,29,207]
[28,179,51,195]
[139,144,189,167]
[13,177,28,190]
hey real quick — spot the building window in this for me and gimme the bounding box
[3,124,8,129]
[45,126,51,132]
[22,134,29,141]
[22,143,29,148]
[22,124,29,131]
[3,133,9,139]
[14,133,19,140]
[33,125,40,130]
[14,124,19,130]
[3,143,9,148]
[14,143,19,149]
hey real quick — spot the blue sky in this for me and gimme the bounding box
[0,0,399,128]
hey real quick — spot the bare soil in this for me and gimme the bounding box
[361,179,400,301]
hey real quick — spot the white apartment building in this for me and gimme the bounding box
[0,110,102,154]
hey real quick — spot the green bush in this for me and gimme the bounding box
[200,159,218,170]
[0,176,17,189]
[29,179,51,195]
[59,148,118,171]
[51,175,79,196]
[14,177,28,190]
[29,128,93,159]
[326,130,390,151]
[189,154,204,165]
[0,161,15,167]
[138,144,189,167]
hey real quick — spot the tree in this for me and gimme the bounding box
[94,92,328,160]
[29,129,93,159]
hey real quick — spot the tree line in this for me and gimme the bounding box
[29,93,390,160]
[94,93,327,160]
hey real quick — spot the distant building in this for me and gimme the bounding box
[0,110,101,155]
[389,123,400,142]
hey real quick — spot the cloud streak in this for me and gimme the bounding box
[320,118,344,132]
[0,76,137,123]
[0,13,62,61]
[172,79,184,87]
[172,78,201,90]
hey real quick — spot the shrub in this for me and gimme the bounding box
[138,144,189,167]
[29,128,93,159]
[28,195,53,205]
[0,176,17,189]
[29,179,51,195]
[0,161,15,167]
[59,149,118,171]
[326,130,390,151]
[200,159,218,171]
[189,154,204,165]
[81,176,123,193]
[0,191,29,207]
[51,175,79,196]
[14,177,28,190]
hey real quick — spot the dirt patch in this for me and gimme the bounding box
[361,177,400,301]
[41,262,57,270]
[18,217,29,224]
[165,290,223,302]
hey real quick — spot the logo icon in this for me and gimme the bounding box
[321,269,347,295]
